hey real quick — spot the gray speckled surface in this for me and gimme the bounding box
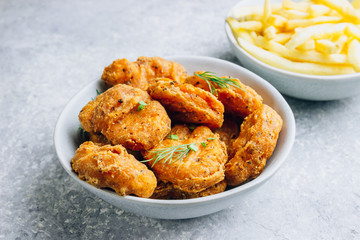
[1,0,360,239]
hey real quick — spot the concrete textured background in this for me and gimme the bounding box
[0,0,359,239]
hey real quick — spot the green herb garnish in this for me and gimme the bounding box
[188,143,198,152]
[137,101,147,111]
[78,125,83,131]
[91,89,103,100]
[207,137,216,140]
[78,125,89,142]
[142,143,199,167]
[194,71,245,95]
[201,142,207,147]
[170,134,179,140]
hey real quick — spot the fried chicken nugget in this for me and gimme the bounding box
[186,71,263,118]
[79,84,171,151]
[225,105,283,186]
[71,141,157,198]
[150,180,227,199]
[143,125,227,193]
[101,56,188,90]
[214,117,240,157]
[148,79,224,130]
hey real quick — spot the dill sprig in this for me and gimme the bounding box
[194,71,245,95]
[78,125,89,142]
[96,89,103,95]
[137,101,147,111]
[91,89,103,100]
[142,143,198,167]
[170,134,179,140]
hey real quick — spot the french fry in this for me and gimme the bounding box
[334,35,348,53]
[346,23,360,39]
[272,33,292,44]
[327,9,343,18]
[309,4,331,17]
[226,17,263,32]
[237,37,355,75]
[263,25,277,39]
[285,23,347,49]
[250,31,258,42]
[285,16,342,31]
[347,39,360,71]
[262,0,271,27]
[239,31,254,44]
[226,17,254,44]
[275,8,309,19]
[267,14,288,28]
[314,0,360,23]
[315,39,338,54]
[254,36,349,64]
[297,39,316,50]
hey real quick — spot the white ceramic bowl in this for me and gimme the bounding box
[225,0,360,101]
[54,56,295,219]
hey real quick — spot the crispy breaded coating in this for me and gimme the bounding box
[143,125,227,193]
[225,105,283,186]
[79,84,171,151]
[136,56,188,84]
[101,56,188,90]
[214,117,241,157]
[102,58,146,90]
[150,180,227,199]
[71,142,157,198]
[102,100,171,150]
[148,79,224,130]
[167,124,192,140]
[186,71,263,118]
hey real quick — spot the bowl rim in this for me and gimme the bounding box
[54,55,296,206]
[225,0,360,82]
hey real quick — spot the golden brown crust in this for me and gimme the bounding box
[214,117,241,158]
[148,79,224,130]
[136,56,188,85]
[186,71,263,118]
[79,84,171,151]
[225,105,283,186]
[101,56,188,90]
[103,100,172,150]
[71,142,157,198]
[150,180,227,199]
[101,58,147,90]
[167,124,192,140]
[143,125,227,193]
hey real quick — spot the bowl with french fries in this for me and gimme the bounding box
[225,0,360,100]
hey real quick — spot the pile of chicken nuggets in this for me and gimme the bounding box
[71,56,283,199]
